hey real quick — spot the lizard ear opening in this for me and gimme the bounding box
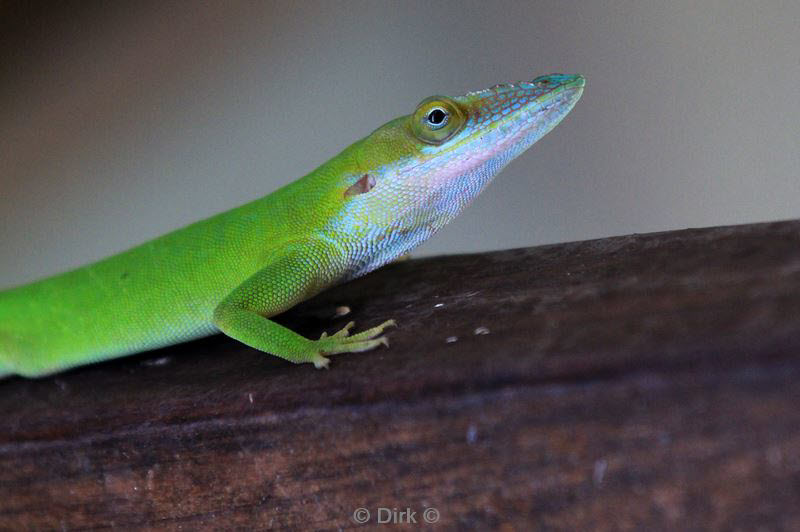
[410,96,466,145]
[344,174,376,198]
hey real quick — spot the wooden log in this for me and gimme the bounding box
[2,220,800,529]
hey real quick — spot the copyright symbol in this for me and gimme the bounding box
[353,507,370,524]
[423,507,440,523]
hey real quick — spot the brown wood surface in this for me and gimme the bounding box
[2,220,800,530]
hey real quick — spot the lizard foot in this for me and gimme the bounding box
[312,319,397,369]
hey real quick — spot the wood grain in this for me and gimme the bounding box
[2,220,800,530]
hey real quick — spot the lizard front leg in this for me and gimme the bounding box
[212,238,395,368]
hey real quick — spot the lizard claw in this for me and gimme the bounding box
[312,319,396,368]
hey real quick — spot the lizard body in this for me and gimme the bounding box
[0,73,584,377]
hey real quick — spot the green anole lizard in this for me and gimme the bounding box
[0,73,584,378]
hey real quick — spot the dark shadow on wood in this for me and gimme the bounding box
[2,220,800,529]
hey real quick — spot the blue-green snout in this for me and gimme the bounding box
[447,73,585,145]
[440,72,585,163]
[528,73,585,113]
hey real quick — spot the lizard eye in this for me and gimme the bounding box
[410,96,466,145]
[425,108,449,130]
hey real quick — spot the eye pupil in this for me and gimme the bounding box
[423,107,449,131]
[427,108,447,126]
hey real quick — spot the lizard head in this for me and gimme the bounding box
[410,73,585,154]
[333,73,585,278]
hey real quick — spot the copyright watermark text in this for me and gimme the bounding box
[352,506,440,524]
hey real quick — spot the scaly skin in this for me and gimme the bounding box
[0,73,585,377]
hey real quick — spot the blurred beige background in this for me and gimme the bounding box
[1,0,798,288]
